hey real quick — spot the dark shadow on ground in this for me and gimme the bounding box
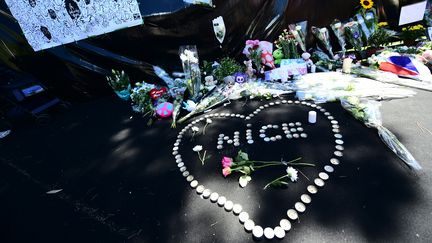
[0,94,428,243]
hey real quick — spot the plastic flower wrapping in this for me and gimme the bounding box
[212,16,226,44]
[330,20,347,57]
[288,24,307,53]
[425,1,432,27]
[106,70,131,100]
[363,9,377,36]
[179,45,201,101]
[311,26,335,59]
[340,97,421,170]
[226,81,293,100]
[294,72,416,103]
[344,21,364,53]
[177,85,228,123]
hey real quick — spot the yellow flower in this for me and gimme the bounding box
[360,0,374,9]
[378,22,388,27]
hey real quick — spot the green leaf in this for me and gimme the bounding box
[237,150,249,161]
[271,180,289,187]
[242,166,251,175]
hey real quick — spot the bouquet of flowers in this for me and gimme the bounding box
[178,85,228,123]
[367,24,397,49]
[275,29,300,59]
[330,20,347,57]
[179,45,202,101]
[243,40,263,71]
[341,97,421,170]
[106,70,131,100]
[289,24,307,53]
[311,27,335,59]
[221,150,314,189]
[425,1,432,27]
[344,21,364,54]
[130,82,156,116]
[227,81,293,100]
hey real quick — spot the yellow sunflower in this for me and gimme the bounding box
[360,0,374,9]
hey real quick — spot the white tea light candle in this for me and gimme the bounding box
[308,111,317,123]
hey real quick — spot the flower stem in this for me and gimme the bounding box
[249,157,302,165]
[201,150,207,165]
[297,169,310,181]
[264,174,289,190]
[253,163,284,169]
[286,162,315,167]
[203,123,208,135]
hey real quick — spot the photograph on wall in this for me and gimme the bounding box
[5,0,143,51]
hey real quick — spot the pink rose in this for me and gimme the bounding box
[246,40,260,46]
[222,167,232,177]
[221,156,233,168]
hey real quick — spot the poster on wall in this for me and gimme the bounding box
[5,0,143,51]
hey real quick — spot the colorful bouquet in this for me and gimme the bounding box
[243,40,263,71]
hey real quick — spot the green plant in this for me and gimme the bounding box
[130,83,155,116]
[214,57,244,81]
[368,27,397,48]
[106,70,130,91]
[400,24,426,42]
[275,29,300,59]
[201,60,214,76]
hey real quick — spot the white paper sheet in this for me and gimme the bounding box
[399,1,427,26]
[5,0,143,51]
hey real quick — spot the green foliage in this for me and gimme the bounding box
[214,57,244,81]
[201,60,214,76]
[130,83,155,116]
[400,24,426,42]
[368,28,397,48]
[279,39,299,59]
[269,180,289,187]
[249,49,262,71]
[235,150,249,162]
[106,69,130,91]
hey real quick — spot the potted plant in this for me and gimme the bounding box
[400,24,426,46]
[366,22,397,56]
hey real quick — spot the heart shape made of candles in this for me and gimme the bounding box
[171,99,345,240]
